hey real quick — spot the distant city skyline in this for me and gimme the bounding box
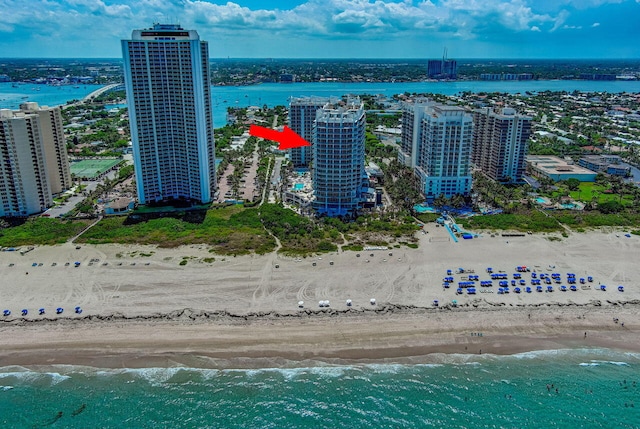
[1,0,639,59]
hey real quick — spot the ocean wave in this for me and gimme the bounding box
[588,360,629,366]
[0,367,70,386]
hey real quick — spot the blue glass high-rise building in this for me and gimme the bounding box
[312,100,366,217]
[122,24,216,204]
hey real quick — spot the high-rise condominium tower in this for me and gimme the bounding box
[288,97,331,169]
[312,99,366,217]
[401,102,473,198]
[19,102,71,195]
[0,109,53,216]
[122,24,216,204]
[472,107,532,184]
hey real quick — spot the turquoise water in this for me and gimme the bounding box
[0,83,102,110]
[293,183,304,190]
[4,80,640,127]
[413,204,436,213]
[0,349,638,428]
[536,197,548,204]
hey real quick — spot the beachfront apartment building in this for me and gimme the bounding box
[400,102,473,198]
[18,102,72,195]
[312,99,366,217]
[399,98,432,168]
[289,97,331,169]
[122,24,216,205]
[472,107,532,184]
[417,105,473,198]
[0,109,53,216]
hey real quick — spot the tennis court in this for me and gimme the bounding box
[70,158,122,180]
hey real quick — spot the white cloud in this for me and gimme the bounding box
[0,0,637,57]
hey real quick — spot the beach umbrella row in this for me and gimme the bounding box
[2,307,82,317]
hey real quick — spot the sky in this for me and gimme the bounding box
[0,0,639,59]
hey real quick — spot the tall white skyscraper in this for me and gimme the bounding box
[122,24,216,205]
[312,99,366,217]
[417,105,473,198]
[472,107,531,184]
[401,102,473,198]
[0,109,53,216]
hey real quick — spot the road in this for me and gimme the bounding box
[43,169,118,218]
[268,157,283,203]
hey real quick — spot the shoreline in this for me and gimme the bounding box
[0,305,637,369]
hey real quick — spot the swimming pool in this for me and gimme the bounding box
[413,204,436,213]
[293,183,304,190]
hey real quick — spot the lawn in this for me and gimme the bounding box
[567,182,633,205]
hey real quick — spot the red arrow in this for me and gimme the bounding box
[249,125,311,150]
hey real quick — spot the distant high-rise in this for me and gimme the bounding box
[0,109,52,216]
[19,102,71,195]
[472,107,531,183]
[122,24,216,204]
[312,99,366,217]
[288,97,330,168]
[401,102,473,198]
[427,48,457,80]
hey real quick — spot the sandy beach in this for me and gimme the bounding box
[0,224,638,368]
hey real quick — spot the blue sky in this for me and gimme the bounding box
[0,0,639,58]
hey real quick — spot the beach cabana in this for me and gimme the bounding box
[56,307,64,314]
[547,286,554,292]
[560,285,567,292]
[21,309,28,316]
[600,285,607,291]
[75,306,82,314]
[525,287,532,293]
[537,285,543,292]
[570,285,577,291]
[39,308,45,315]
[3,310,10,316]
[514,287,521,294]
[618,286,624,292]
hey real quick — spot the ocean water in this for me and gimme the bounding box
[1,348,638,428]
